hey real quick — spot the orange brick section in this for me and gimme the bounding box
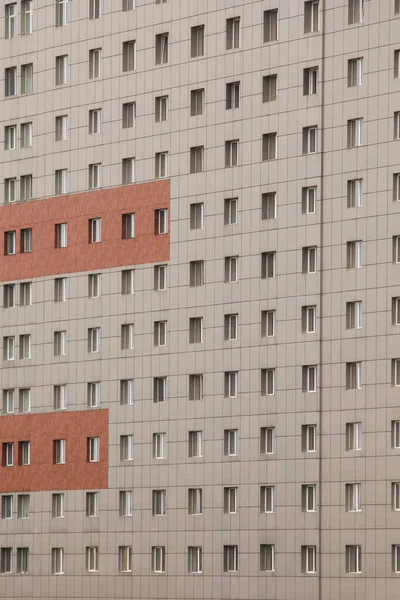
[0,410,109,493]
[0,180,170,282]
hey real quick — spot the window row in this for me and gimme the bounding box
[0,437,101,466]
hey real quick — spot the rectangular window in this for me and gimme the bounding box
[301,546,316,573]
[223,545,238,572]
[86,546,98,572]
[152,489,166,515]
[19,285,32,312]
[54,384,67,410]
[154,264,167,291]
[15,547,28,574]
[119,546,132,572]
[89,164,102,189]
[190,146,204,173]
[302,305,316,333]
[153,432,166,459]
[190,88,204,116]
[224,487,238,514]
[152,546,166,573]
[260,427,275,455]
[224,429,238,456]
[260,544,275,572]
[348,58,363,86]
[225,140,239,167]
[55,169,68,195]
[348,0,364,25]
[54,439,66,464]
[89,218,101,243]
[4,178,16,203]
[188,488,202,515]
[119,490,133,516]
[261,192,276,220]
[121,269,135,295]
[88,327,100,353]
[260,485,275,513]
[261,251,276,279]
[21,63,33,94]
[346,361,362,389]
[188,430,203,457]
[88,437,100,462]
[347,301,362,329]
[394,236,400,264]
[302,424,316,452]
[347,118,363,147]
[224,371,238,398]
[155,33,169,65]
[19,441,30,465]
[191,25,205,58]
[304,0,319,33]
[154,321,167,347]
[3,389,14,414]
[226,82,240,109]
[21,122,33,148]
[303,67,318,95]
[393,545,400,573]
[5,230,16,255]
[21,228,32,253]
[226,17,240,50]
[393,482,400,511]
[262,133,277,160]
[347,179,363,207]
[121,323,135,350]
[302,484,316,512]
[54,331,67,357]
[4,336,15,361]
[189,374,203,401]
[155,208,169,234]
[3,285,15,309]
[88,382,100,408]
[261,368,275,396]
[346,483,361,512]
[19,334,31,359]
[154,377,167,403]
[19,388,30,413]
[155,152,169,178]
[88,274,101,298]
[225,314,238,341]
[120,435,134,461]
[56,0,68,27]
[55,115,68,141]
[5,67,17,97]
[263,9,278,42]
[122,40,136,72]
[55,223,68,249]
[188,546,202,573]
[396,0,400,15]
[89,109,101,134]
[394,421,400,449]
[263,74,277,102]
[5,4,16,39]
[346,422,361,451]
[52,493,64,518]
[302,246,317,273]
[155,95,168,122]
[17,494,30,519]
[89,0,102,18]
[52,548,64,574]
[224,198,238,225]
[189,317,203,343]
[1,496,12,519]
[122,102,136,128]
[20,175,33,201]
[302,365,317,392]
[190,202,204,229]
[122,0,135,9]
[303,126,318,154]
[120,379,134,405]
[55,55,68,85]
[5,125,16,150]
[189,260,204,287]
[1,548,12,574]
[122,213,135,239]
[225,256,239,282]
[89,48,102,79]
[346,545,362,573]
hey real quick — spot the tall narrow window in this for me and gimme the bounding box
[89,0,102,19]
[19,441,30,465]
[56,0,68,27]
[225,314,238,341]
[262,75,277,102]
[54,384,67,410]
[154,321,167,347]
[5,4,16,39]
[223,546,238,572]
[55,115,68,141]
[89,49,102,79]
[155,33,169,65]
[122,41,136,72]
[261,251,276,278]
[19,334,31,359]
[346,545,362,573]
[89,164,102,189]
[189,317,203,343]
[303,67,318,95]
[225,140,239,167]
[225,198,238,224]
[154,264,167,291]
[346,422,361,451]
[190,260,204,286]
[261,310,276,338]
[153,377,167,403]
[1,548,12,574]
[20,175,33,201]
[260,545,275,572]
[119,546,132,572]
[302,186,317,214]
[346,361,362,389]
[120,379,134,405]
[54,439,66,464]
[52,493,64,518]
[302,305,317,333]
[188,547,202,573]
[21,63,33,94]
[224,487,238,514]
[88,437,100,462]
[301,546,316,573]
[3,390,14,414]
[224,429,238,456]
[347,179,363,207]
[190,147,204,173]
[347,301,362,329]
[54,331,67,356]
[152,546,166,573]
[19,388,30,413]
[153,433,166,459]
[302,485,316,511]
[260,486,275,513]
[226,82,240,109]
[347,240,362,268]
[303,126,318,154]
[348,0,364,25]
[5,67,17,97]
[155,95,168,122]
[302,246,317,273]
[122,158,135,184]
[190,203,204,229]
[121,323,135,350]
[188,430,203,458]
[348,58,363,86]
[226,17,240,50]
[347,118,363,147]
[225,371,238,398]
[260,427,275,455]
[88,274,101,298]
[304,1,319,33]
[119,490,133,516]
[1,496,13,519]
[155,152,168,178]
[55,55,68,85]
[120,435,134,461]
[261,369,275,396]
[4,336,15,361]
[55,169,68,195]
[188,488,203,515]
[263,9,278,42]
[18,547,30,573]
[262,133,277,160]
[88,382,100,408]
[5,125,16,150]
[346,483,361,512]
[88,327,100,353]
[5,178,16,203]
[122,102,136,128]
[55,223,68,248]
[152,489,166,515]
[89,109,101,134]
[191,25,205,58]
[17,495,30,519]
[189,374,203,401]
[121,269,135,295]
[302,365,317,392]
[190,89,204,116]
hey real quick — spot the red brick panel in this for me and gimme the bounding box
[0,410,109,492]
[0,180,170,282]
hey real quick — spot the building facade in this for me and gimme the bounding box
[1,0,400,598]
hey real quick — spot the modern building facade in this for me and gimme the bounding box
[1,0,400,598]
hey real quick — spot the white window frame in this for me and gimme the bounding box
[88,437,100,462]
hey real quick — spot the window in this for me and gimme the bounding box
[347,301,362,329]
[348,58,363,86]
[190,89,204,116]
[54,384,67,410]
[347,118,363,147]
[189,317,203,343]
[347,240,362,269]
[88,382,100,408]
[395,174,400,202]
[348,0,364,25]
[393,545,400,573]
[224,487,238,514]
[119,490,133,516]
[152,489,166,515]
[155,152,168,178]
[89,0,102,19]
[121,269,135,295]
[55,223,68,249]
[154,264,167,291]
[188,546,202,573]
[122,213,135,239]
[120,379,134,405]
[4,442,14,466]
[155,95,168,122]
[88,274,101,298]
[225,255,239,282]
[5,67,17,97]
[346,483,361,512]
[4,178,16,203]
[261,368,275,396]
[89,164,102,189]
[302,546,316,573]
[52,493,64,518]
[55,169,68,195]
[190,146,204,173]
[54,330,67,357]
[394,236,400,264]
[303,67,318,95]
[226,17,240,49]
[225,140,239,167]
[5,125,16,150]
[3,285,15,309]
[188,488,202,515]
[56,0,68,27]
[19,388,30,413]
[52,547,65,574]
[188,430,203,457]
[19,284,31,312]
[21,228,32,253]
[119,546,132,572]
[155,33,169,65]
[54,439,66,464]
[303,126,318,154]
[303,365,317,392]
[5,230,16,255]
[347,179,363,207]
[260,193,277,221]
[122,0,135,9]
[153,433,166,459]
[262,133,277,160]
[5,4,16,39]
[394,421,400,449]
[14,548,27,575]
[263,9,278,42]
[1,548,12,574]
[89,109,101,135]
[396,0,400,15]
[21,0,32,34]
[224,429,238,456]
[226,82,240,109]
[3,389,14,414]
[19,441,30,465]
[302,484,316,512]
[88,437,100,463]
[121,324,135,350]
[261,251,276,278]
[122,40,136,72]
[302,424,316,452]
[260,486,275,513]
[346,361,362,389]
[302,246,317,273]
[88,328,100,353]
[224,198,238,225]
[346,422,361,451]
[20,175,33,201]
[191,25,205,58]
[55,115,68,141]
[190,202,204,229]
[89,49,101,79]
[300,305,316,333]
[89,218,101,243]
[189,374,203,401]
[4,336,15,361]
[346,545,362,573]
[19,334,31,359]
[152,546,166,573]
[122,102,136,128]
[304,1,319,33]
[190,260,204,286]
[120,435,134,461]
[86,491,99,517]
[260,427,275,455]
[224,545,238,572]
[21,63,33,94]
[225,371,238,398]
[154,377,167,403]
[17,495,30,519]
[225,314,238,341]
[154,321,167,347]
[86,547,98,573]
[1,496,12,519]
[55,55,68,85]
[260,545,275,572]
[263,75,277,102]
[392,482,400,510]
